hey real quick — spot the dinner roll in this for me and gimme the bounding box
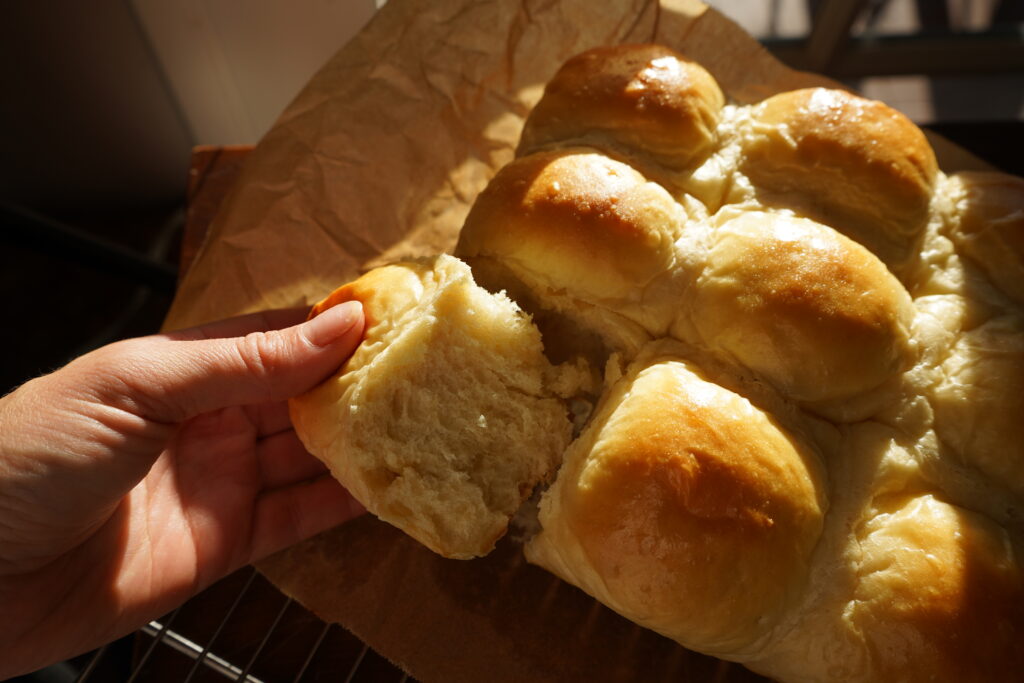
[289,255,587,559]
[944,171,1024,306]
[847,493,1024,680]
[518,44,724,175]
[685,211,916,409]
[526,347,826,655]
[456,147,690,352]
[931,315,1024,497]
[738,88,938,268]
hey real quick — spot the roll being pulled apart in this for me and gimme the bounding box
[289,255,594,559]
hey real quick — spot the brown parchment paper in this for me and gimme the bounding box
[164,1,994,680]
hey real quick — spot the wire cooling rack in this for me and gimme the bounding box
[75,566,411,683]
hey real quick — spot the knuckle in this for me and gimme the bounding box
[235,330,287,379]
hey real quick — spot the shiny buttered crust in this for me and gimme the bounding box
[517,44,725,175]
[686,211,916,408]
[451,44,1024,682]
[526,348,827,656]
[738,88,938,268]
[458,148,689,352]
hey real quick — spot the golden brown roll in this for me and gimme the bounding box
[685,210,916,410]
[847,493,1024,681]
[456,147,690,352]
[289,255,588,559]
[737,88,938,268]
[526,346,826,656]
[518,44,725,175]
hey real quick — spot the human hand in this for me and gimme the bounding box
[0,302,365,678]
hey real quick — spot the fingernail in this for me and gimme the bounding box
[304,300,363,347]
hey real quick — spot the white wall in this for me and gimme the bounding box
[130,0,382,145]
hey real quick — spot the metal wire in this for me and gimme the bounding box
[76,567,404,682]
[342,644,369,683]
[183,568,259,683]
[234,596,294,681]
[75,642,110,683]
[291,622,331,683]
[127,606,182,683]
[140,621,264,683]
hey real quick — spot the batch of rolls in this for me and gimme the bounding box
[292,44,1024,682]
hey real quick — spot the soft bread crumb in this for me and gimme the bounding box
[290,255,589,559]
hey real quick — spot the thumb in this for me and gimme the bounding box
[96,301,364,423]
